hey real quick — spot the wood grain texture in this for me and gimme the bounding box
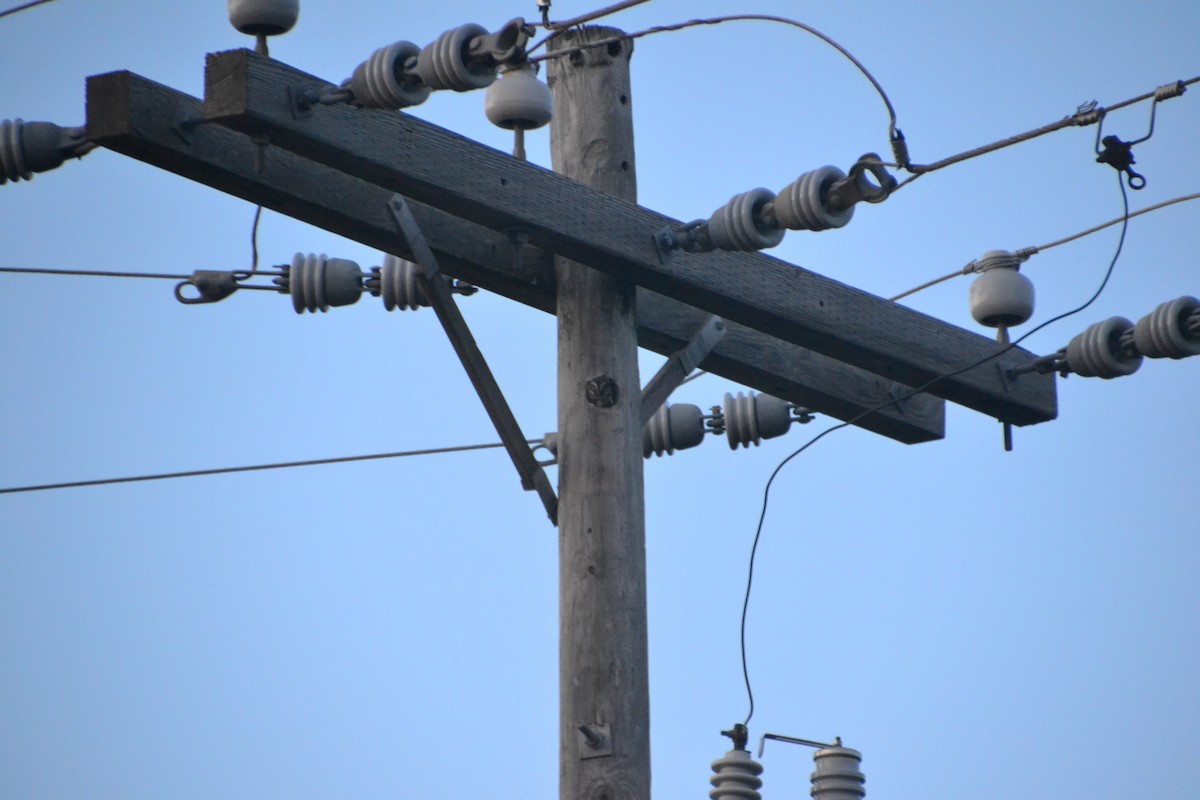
[202,48,1057,425]
[86,69,946,443]
[550,28,650,800]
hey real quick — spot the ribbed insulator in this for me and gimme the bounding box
[811,746,865,800]
[1134,295,1200,359]
[707,188,785,252]
[349,41,431,109]
[969,251,1034,328]
[485,64,554,130]
[643,403,706,458]
[415,24,496,92]
[1065,316,1141,378]
[284,253,363,314]
[710,748,763,800]
[227,0,299,36]
[773,165,854,231]
[375,254,430,311]
[724,392,792,450]
[0,119,85,184]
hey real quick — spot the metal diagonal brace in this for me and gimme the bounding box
[639,315,726,426]
[389,195,559,525]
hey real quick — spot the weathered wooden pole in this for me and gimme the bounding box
[547,27,651,800]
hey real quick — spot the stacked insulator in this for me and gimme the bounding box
[1133,295,1200,360]
[720,391,795,449]
[710,748,764,800]
[811,745,866,800]
[278,253,364,314]
[369,254,432,311]
[348,41,430,109]
[1057,296,1200,379]
[643,403,706,458]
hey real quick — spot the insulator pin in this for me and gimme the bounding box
[349,41,431,109]
[722,392,793,449]
[1065,316,1141,378]
[710,748,763,800]
[811,746,866,800]
[707,188,785,252]
[415,23,496,92]
[281,253,363,314]
[643,403,706,458]
[969,250,1034,328]
[1133,295,1200,359]
[774,165,855,231]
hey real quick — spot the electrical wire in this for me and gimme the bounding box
[0,440,542,496]
[0,0,57,20]
[250,205,264,273]
[539,0,655,32]
[739,171,1131,727]
[887,191,1198,303]
[0,266,193,281]
[530,14,897,135]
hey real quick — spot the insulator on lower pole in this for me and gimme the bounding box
[774,165,854,231]
[968,250,1034,329]
[811,745,866,800]
[722,391,794,449]
[1133,295,1200,359]
[710,746,763,800]
[643,402,706,458]
[706,188,786,252]
[347,41,431,109]
[277,253,364,314]
[1064,316,1141,378]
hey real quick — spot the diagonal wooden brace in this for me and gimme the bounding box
[389,194,559,525]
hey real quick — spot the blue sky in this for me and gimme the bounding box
[2,1,1198,798]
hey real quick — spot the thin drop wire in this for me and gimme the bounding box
[888,189,1191,303]
[0,440,546,496]
[0,266,194,280]
[538,0,655,35]
[531,14,897,134]
[0,0,57,20]
[250,205,263,273]
[739,172,1130,726]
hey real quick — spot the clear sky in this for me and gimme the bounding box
[2,1,1197,798]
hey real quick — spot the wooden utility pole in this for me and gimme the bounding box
[547,28,651,800]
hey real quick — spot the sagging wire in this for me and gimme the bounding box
[887,191,1199,303]
[529,13,899,138]
[250,205,264,273]
[738,170,1131,727]
[0,0,57,20]
[889,78,1196,189]
[0,440,544,496]
[538,0,655,32]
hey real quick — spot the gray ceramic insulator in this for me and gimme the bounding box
[0,119,80,184]
[811,746,865,800]
[1065,316,1141,378]
[415,24,496,92]
[773,165,854,231]
[707,188,786,252]
[349,41,431,109]
[643,403,705,458]
[724,392,792,450]
[969,251,1034,328]
[378,254,431,311]
[484,64,554,130]
[227,0,299,36]
[1134,295,1200,359]
[289,253,363,314]
[709,748,763,800]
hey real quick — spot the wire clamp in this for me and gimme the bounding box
[825,153,896,210]
[174,270,246,304]
[1095,135,1145,189]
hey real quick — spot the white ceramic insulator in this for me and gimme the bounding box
[289,253,363,314]
[811,746,865,800]
[710,748,763,800]
[774,165,854,231]
[724,392,792,450]
[1065,316,1141,378]
[643,403,706,458]
[378,254,431,311]
[707,188,785,252]
[415,24,496,92]
[969,251,1034,328]
[227,0,299,36]
[350,41,431,109]
[485,64,554,130]
[1134,295,1200,359]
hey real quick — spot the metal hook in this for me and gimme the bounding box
[173,270,243,305]
[1095,134,1146,189]
[826,153,897,211]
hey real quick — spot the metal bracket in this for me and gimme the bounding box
[577,723,612,760]
[826,153,896,211]
[288,84,317,119]
[653,227,678,264]
[639,315,726,426]
[389,194,559,525]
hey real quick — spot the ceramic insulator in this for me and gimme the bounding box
[811,746,865,800]
[349,41,431,109]
[969,250,1034,328]
[723,392,792,450]
[227,0,299,36]
[710,749,763,800]
[707,188,785,252]
[1065,316,1141,378]
[485,64,553,130]
[774,165,854,231]
[643,403,706,458]
[1133,295,1200,359]
[415,24,496,92]
[285,253,363,314]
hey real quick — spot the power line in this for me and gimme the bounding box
[739,171,1131,726]
[0,0,57,20]
[0,440,539,496]
[538,0,654,33]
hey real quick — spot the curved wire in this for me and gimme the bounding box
[739,172,1130,726]
[538,0,655,33]
[530,14,898,136]
[0,0,57,20]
